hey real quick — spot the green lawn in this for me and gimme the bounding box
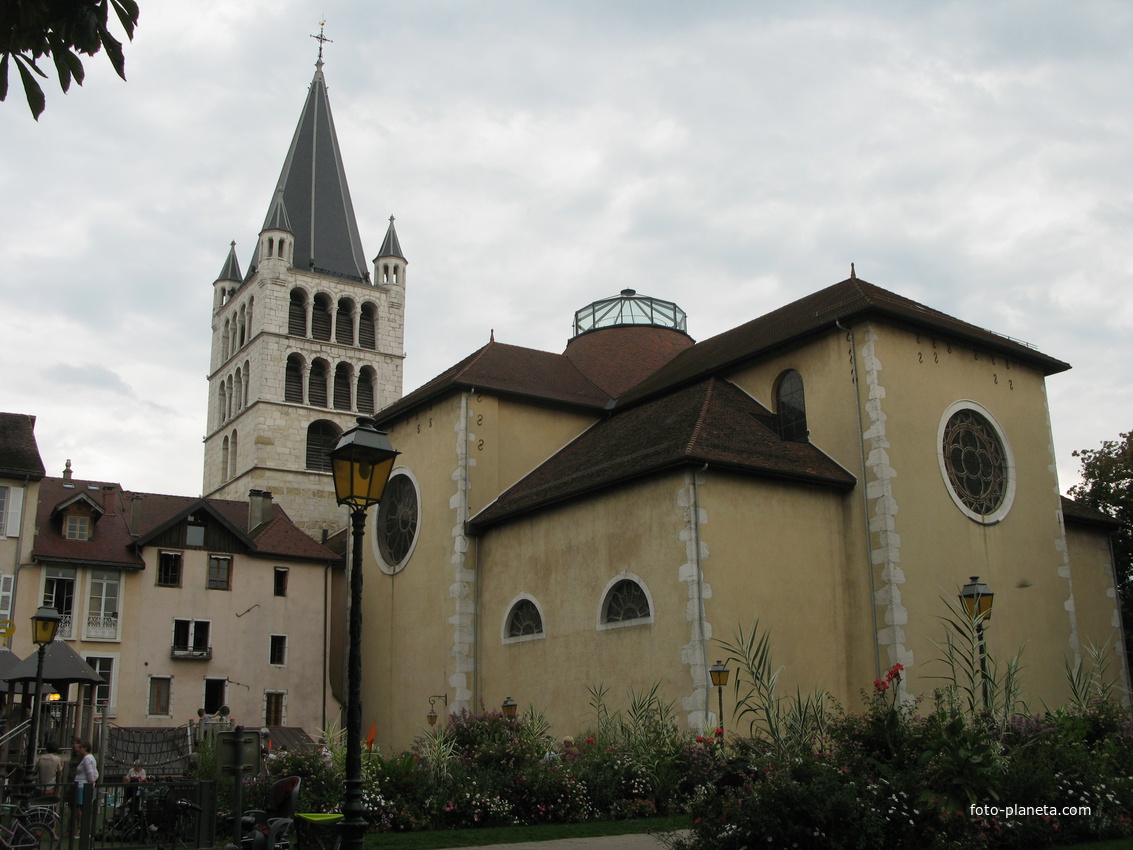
[358,815,688,848]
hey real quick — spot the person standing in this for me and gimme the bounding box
[72,741,98,836]
[35,741,64,797]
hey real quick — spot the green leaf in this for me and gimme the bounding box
[99,29,126,79]
[14,54,46,119]
[110,0,140,40]
[0,53,9,103]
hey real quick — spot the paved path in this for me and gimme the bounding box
[448,830,685,850]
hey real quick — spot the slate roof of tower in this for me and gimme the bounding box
[620,277,1070,406]
[0,412,46,479]
[31,477,339,568]
[216,242,243,282]
[375,217,405,261]
[248,62,369,283]
[470,377,855,529]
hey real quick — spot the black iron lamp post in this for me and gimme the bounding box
[709,660,729,734]
[329,416,398,850]
[501,697,517,719]
[25,606,61,792]
[959,576,995,710]
[426,694,448,727]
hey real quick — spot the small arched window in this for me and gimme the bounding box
[267,237,274,258]
[311,294,333,341]
[246,297,254,340]
[602,579,651,625]
[506,599,544,639]
[359,303,377,350]
[221,435,230,481]
[222,319,231,361]
[775,369,808,442]
[218,383,227,425]
[243,360,251,407]
[357,367,376,414]
[233,368,243,413]
[305,420,341,472]
[285,354,305,404]
[309,359,329,407]
[289,289,308,337]
[336,298,355,345]
[333,363,352,410]
[226,375,234,420]
[229,429,238,480]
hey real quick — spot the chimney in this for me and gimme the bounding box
[248,489,273,531]
[130,493,143,536]
[63,459,73,481]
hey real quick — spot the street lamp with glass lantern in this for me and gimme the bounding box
[24,606,61,793]
[329,416,398,850]
[709,660,729,735]
[959,576,995,710]
[501,697,517,718]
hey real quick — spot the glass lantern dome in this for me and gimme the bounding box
[573,289,687,337]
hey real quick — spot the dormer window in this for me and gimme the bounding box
[65,515,91,541]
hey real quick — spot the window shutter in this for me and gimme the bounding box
[5,488,23,537]
[0,573,13,621]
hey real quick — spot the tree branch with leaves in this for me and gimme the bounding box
[1,0,139,119]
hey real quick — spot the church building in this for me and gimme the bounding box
[203,51,406,540]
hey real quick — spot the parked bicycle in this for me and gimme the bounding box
[0,801,60,850]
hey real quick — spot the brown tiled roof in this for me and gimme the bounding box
[1061,495,1122,530]
[563,325,694,398]
[620,278,1071,406]
[470,377,855,529]
[0,412,46,479]
[375,340,611,428]
[32,478,338,567]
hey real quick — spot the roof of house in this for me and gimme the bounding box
[471,376,855,529]
[619,277,1071,406]
[1061,495,1123,530]
[0,412,46,480]
[31,477,339,568]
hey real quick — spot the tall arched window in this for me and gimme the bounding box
[285,354,305,403]
[221,435,230,481]
[233,369,243,413]
[308,360,329,407]
[289,289,308,337]
[305,420,341,472]
[312,294,333,341]
[357,367,376,414]
[226,375,234,420]
[336,298,355,345]
[333,363,353,410]
[229,429,238,479]
[243,360,250,407]
[238,304,247,347]
[775,369,808,442]
[222,319,230,361]
[218,383,227,425]
[359,303,377,350]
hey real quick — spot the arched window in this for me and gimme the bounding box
[506,599,544,639]
[289,289,308,337]
[357,368,376,414]
[246,297,254,340]
[305,420,341,472]
[221,435,230,480]
[238,304,247,347]
[222,319,230,361]
[243,360,250,407]
[602,579,651,625]
[312,294,332,341]
[233,368,243,413]
[229,429,238,479]
[226,376,234,420]
[333,363,352,410]
[308,360,329,407]
[285,354,305,404]
[359,303,377,350]
[336,298,355,345]
[267,237,274,258]
[775,369,808,442]
[218,383,227,425]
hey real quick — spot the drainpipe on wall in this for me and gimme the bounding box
[836,320,882,680]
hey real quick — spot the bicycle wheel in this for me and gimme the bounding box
[24,821,59,850]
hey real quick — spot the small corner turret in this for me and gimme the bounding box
[213,241,243,313]
[258,189,296,273]
[372,215,407,290]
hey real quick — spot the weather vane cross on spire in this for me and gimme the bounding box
[311,20,333,67]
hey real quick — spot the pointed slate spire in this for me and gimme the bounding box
[217,241,243,282]
[249,59,368,281]
[374,215,405,260]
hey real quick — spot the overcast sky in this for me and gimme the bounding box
[2,0,1130,498]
